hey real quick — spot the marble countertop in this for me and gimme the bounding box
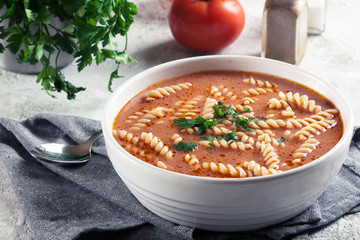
[1,0,359,239]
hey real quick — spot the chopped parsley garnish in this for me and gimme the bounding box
[213,105,224,117]
[233,116,259,132]
[173,117,200,129]
[215,102,239,116]
[173,102,261,150]
[173,115,221,135]
[173,102,259,135]
[243,107,251,113]
[223,130,238,141]
[175,141,197,152]
[277,137,286,142]
[173,102,259,134]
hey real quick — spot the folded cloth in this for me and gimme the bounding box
[0,114,359,240]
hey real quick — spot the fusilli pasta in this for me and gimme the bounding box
[140,132,173,159]
[145,82,192,101]
[243,77,275,88]
[201,97,217,119]
[292,138,320,160]
[279,91,322,113]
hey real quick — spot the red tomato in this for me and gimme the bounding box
[168,0,245,52]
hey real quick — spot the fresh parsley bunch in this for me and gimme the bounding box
[0,0,137,99]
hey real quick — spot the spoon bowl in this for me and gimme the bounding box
[30,130,103,164]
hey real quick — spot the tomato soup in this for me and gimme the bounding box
[112,71,343,178]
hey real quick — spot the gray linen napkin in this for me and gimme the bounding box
[0,113,359,240]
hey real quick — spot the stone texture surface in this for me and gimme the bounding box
[0,0,359,239]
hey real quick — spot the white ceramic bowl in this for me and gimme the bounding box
[101,55,353,231]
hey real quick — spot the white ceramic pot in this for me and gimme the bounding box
[101,55,353,231]
[0,9,73,74]
[0,47,73,74]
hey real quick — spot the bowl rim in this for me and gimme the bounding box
[102,55,354,183]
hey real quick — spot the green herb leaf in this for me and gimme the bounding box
[196,125,207,135]
[173,116,206,129]
[0,43,4,53]
[61,25,75,34]
[173,115,222,136]
[108,64,122,92]
[6,33,23,54]
[173,118,196,129]
[213,102,239,118]
[243,107,251,113]
[277,137,286,142]
[222,105,238,116]
[208,135,215,141]
[217,101,226,108]
[203,119,218,127]
[175,141,197,152]
[223,130,238,141]
[233,117,259,132]
[213,105,224,117]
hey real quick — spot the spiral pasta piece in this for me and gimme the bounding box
[286,109,338,129]
[258,133,276,145]
[156,161,167,169]
[145,82,192,101]
[257,141,280,169]
[130,107,170,131]
[242,88,273,96]
[292,138,320,160]
[113,130,140,145]
[243,77,275,88]
[279,91,322,113]
[249,119,286,129]
[234,104,253,113]
[140,132,173,159]
[184,154,201,169]
[171,133,183,145]
[201,97,217,119]
[125,111,145,124]
[210,85,240,101]
[243,161,279,176]
[267,98,289,109]
[217,119,233,126]
[235,131,255,145]
[242,97,256,105]
[202,162,248,177]
[209,126,233,135]
[220,86,239,100]
[310,109,338,121]
[295,119,336,140]
[255,129,275,137]
[210,86,223,99]
[281,106,295,117]
[172,95,203,120]
[286,118,315,129]
[228,141,253,150]
[180,127,198,135]
[123,145,146,158]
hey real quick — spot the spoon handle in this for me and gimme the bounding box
[80,130,103,149]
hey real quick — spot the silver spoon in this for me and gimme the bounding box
[30,130,103,164]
